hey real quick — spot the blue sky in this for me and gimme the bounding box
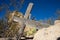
[0,0,60,20]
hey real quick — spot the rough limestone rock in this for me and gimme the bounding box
[33,20,60,40]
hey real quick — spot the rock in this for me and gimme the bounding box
[33,20,60,40]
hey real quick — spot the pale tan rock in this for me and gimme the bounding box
[33,20,60,40]
[54,20,60,24]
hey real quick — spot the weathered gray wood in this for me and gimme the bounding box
[16,24,26,40]
[0,37,16,40]
[24,3,33,19]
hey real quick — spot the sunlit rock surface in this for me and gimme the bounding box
[33,20,60,40]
